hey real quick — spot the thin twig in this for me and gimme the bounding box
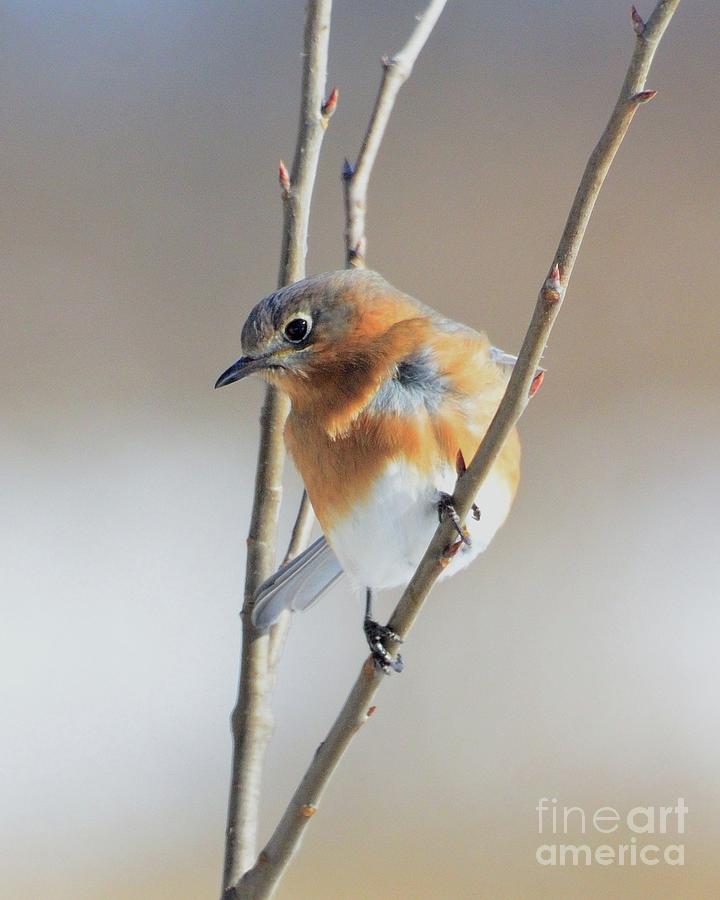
[266,491,316,670]
[343,0,448,268]
[282,490,316,567]
[237,2,680,895]
[221,1,334,892]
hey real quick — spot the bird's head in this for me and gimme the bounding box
[215,269,411,399]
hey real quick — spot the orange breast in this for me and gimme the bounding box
[286,408,420,532]
[286,405,520,534]
[283,316,521,532]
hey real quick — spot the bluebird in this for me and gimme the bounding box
[216,269,523,672]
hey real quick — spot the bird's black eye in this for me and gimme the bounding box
[283,317,310,343]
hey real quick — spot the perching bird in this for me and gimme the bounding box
[216,269,524,672]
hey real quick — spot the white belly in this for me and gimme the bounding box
[326,460,513,591]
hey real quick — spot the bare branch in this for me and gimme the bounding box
[237,2,681,894]
[266,491,316,671]
[278,2,334,289]
[282,490,315,568]
[221,1,333,892]
[343,0,448,267]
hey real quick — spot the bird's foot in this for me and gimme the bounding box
[437,492,472,546]
[364,618,404,675]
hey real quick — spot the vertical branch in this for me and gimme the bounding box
[343,0,448,267]
[221,1,334,892]
[236,2,680,897]
[278,28,336,287]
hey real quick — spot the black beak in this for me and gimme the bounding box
[214,355,270,389]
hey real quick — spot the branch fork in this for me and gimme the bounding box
[632,5,647,36]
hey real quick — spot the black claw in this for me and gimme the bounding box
[437,492,472,546]
[364,618,404,674]
[372,648,404,675]
[364,620,403,644]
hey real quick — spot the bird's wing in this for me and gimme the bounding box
[251,535,344,630]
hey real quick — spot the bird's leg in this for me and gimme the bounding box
[437,492,472,546]
[363,588,403,675]
[455,452,481,523]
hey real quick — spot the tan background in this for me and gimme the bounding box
[2,1,719,898]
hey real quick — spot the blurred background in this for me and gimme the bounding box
[2,1,719,897]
